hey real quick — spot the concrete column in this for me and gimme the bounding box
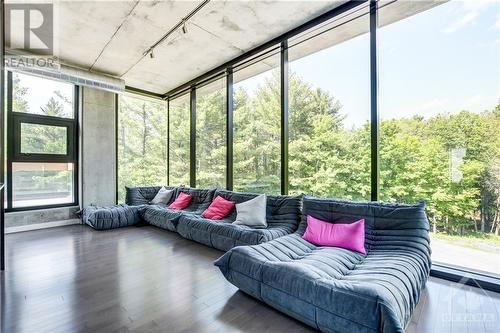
[81,87,116,207]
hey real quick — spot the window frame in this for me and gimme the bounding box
[12,113,76,162]
[6,71,79,212]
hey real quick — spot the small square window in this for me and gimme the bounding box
[20,123,68,155]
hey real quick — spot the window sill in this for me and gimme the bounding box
[430,263,500,293]
[5,203,79,213]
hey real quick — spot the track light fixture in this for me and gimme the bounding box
[134,0,210,67]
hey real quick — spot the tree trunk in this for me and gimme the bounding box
[142,104,147,157]
[480,195,485,233]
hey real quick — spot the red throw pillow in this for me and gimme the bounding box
[202,195,236,220]
[168,192,193,210]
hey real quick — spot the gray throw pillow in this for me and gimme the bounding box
[150,187,174,205]
[233,194,267,228]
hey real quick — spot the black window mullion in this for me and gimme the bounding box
[280,41,289,195]
[6,71,13,209]
[114,93,118,204]
[74,86,80,208]
[370,0,379,201]
[226,68,234,191]
[190,87,196,188]
[167,98,170,186]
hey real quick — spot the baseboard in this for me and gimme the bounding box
[5,219,82,234]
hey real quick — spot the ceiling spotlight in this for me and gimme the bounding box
[182,21,188,34]
[149,50,154,59]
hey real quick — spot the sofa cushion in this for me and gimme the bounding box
[214,190,303,227]
[233,194,267,228]
[212,190,261,221]
[140,205,196,232]
[82,204,142,230]
[125,186,178,206]
[176,187,215,213]
[169,192,193,210]
[177,214,297,252]
[175,190,302,251]
[215,198,431,333]
[303,215,366,254]
[202,195,236,220]
[300,197,431,258]
[150,186,174,205]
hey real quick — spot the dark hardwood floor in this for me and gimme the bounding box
[1,225,499,333]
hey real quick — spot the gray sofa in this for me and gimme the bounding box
[124,186,301,250]
[176,189,302,251]
[136,187,215,231]
[214,196,431,332]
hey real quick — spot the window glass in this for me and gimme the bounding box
[169,93,190,186]
[117,94,167,202]
[378,0,500,276]
[12,162,74,208]
[20,123,67,155]
[13,72,74,118]
[196,78,226,188]
[233,53,281,194]
[288,7,370,200]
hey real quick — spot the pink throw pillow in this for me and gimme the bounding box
[168,192,193,210]
[202,196,236,220]
[302,215,366,254]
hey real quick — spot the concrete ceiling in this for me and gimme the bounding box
[49,0,348,95]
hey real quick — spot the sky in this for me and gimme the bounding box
[15,72,73,117]
[237,0,499,129]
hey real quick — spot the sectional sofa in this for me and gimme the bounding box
[123,186,302,251]
[83,185,431,333]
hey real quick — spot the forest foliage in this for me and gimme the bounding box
[118,70,499,237]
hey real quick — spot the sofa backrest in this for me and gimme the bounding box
[176,187,216,213]
[125,186,178,206]
[301,196,430,257]
[213,189,259,220]
[266,194,303,229]
[214,189,302,229]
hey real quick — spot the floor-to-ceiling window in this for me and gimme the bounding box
[378,0,500,276]
[233,51,281,194]
[154,0,499,283]
[196,78,226,188]
[8,72,78,209]
[288,6,371,200]
[117,93,167,202]
[169,93,190,186]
